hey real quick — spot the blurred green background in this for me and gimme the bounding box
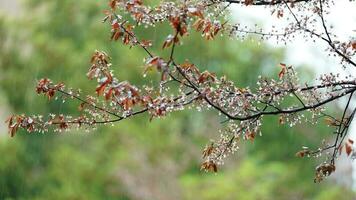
[0,0,355,199]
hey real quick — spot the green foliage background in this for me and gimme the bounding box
[0,0,355,199]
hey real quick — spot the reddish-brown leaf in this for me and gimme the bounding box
[324,117,338,126]
[200,161,218,173]
[96,82,108,96]
[5,115,14,128]
[109,0,118,10]
[277,10,284,18]
[244,131,255,142]
[202,143,214,159]
[345,142,353,156]
[338,144,343,155]
[47,89,55,100]
[59,122,68,130]
[112,30,124,41]
[123,33,130,45]
[78,102,86,111]
[279,115,285,124]
[6,115,22,137]
[187,7,204,19]
[105,88,114,101]
[141,39,152,47]
[198,71,216,83]
[145,57,166,72]
[162,35,178,49]
[295,149,310,158]
[122,98,134,110]
[192,19,205,32]
[352,42,356,50]
[202,21,212,34]
[87,67,97,80]
[278,63,286,79]
[9,125,18,137]
[245,0,254,5]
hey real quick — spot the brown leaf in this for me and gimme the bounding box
[202,21,212,34]
[162,35,174,49]
[198,71,216,84]
[352,42,356,50]
[122,98,134,110]
[278,63,286,79]
[105,88,114,101]
[187,7,204,19]
[180,61,200,75]
[90,51,110,65]
[5,115,14,128]
[109,0,118,10]
[202,143,214,159]
[123,33,130,45]
[277,10,284,18]
[348,139,354,144]
[200,161,218,173]
[78,102,86,111]
[338,144,343,155]
[47,89,55,100]
[112,30,124,41]
[244,0,254,6]
[9,125,19,137]
[295,149,310,158]
[36,78,51,94]
[145,57,167,72]
[96,82,108,96]
[87,67,97,80]
[141,39,152,47]
[5,115,19,137]
[279,115,285,124]
[213,23,222,36]
[169,17,188,36]
[244,131,255,142]
[324,117,338,126]
[192,19,205,32]
[345,142,353,156]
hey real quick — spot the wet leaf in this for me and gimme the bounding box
[295,149,310,158]
[278,63,286,79]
